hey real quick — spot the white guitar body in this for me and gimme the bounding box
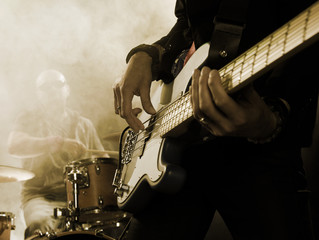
[113,43,211,212]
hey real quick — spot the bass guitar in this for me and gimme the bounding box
[113,1,319,213]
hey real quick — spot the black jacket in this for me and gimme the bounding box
[152,0,319,147]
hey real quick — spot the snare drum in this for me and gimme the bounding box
[0,212,15,240]
[64,158,118,213]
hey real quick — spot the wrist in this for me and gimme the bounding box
[47,136,64,153]
[247,111,282,144]
[247,97,289,144]
[130,52,152,65]
[126,44,161,79]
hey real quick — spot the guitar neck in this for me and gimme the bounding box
[159,1,319,138]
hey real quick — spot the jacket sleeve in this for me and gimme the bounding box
[153,0,193,83]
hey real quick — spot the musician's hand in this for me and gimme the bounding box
[190,67,277,140]
[61,138,86,160]
[47,136,85,157]
[113,52,156,132]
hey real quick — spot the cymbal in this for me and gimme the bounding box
[0,165,35,183]
[103,132,121,141]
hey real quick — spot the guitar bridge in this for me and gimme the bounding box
[122,130,137,164]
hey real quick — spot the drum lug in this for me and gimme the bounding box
[45,231,57,239]
[95,164,101,175]
[98,195,104,207]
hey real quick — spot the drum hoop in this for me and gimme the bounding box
[27,230,109,239]
[67,157,117,167]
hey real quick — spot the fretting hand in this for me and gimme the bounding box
[190,67,277,140]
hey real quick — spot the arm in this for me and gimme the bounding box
[113,0,192,132]
[7,131,64,158]
[8,131,86,159]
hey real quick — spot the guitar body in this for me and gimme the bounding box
[113,43,211,213]
[113,1,319,213]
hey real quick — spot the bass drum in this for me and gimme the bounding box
[25,230,115,240]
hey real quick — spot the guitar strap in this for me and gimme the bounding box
[195,0,251,142]
[206,0,250,69]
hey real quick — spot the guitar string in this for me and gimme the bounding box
[129,23,297,151]
[131,92,192,148]
[122,6,319,158]
[131,27,303,149]
[221,9,317,84]
[126,94,194,157]
[130,92,192,147]
[129,105,193,159]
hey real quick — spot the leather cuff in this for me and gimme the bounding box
[126,44,160,79]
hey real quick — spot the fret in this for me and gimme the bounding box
[159,92,192,137]
[233,56,244,78]
[253,38,270,74]
[224,61,235,79]
[282,23,289,54]
[241,46,257,81]
[221,61,235,91]
[286,11,308,52]
[231,56,245,89]
[268,24,287,63]
[302,9,311,41]
[257,37,271,66]
[219,67,226,79]
[306,4,319,39]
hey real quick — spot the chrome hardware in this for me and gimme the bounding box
[114,183,130,197]
[113,168,130,197]
[95,164,101,175]
[98,195,104,207]
[0,212,15,230]
[112,169,121,188]
[45,231,57,239]
[68,166,89,188]
[122,130,137,164]
[219,50,228,58]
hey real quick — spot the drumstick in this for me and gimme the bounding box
[86,149,119,157]
[86,149,109,154]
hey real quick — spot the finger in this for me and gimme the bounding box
[191,69,201,120]
[113,84,121,114]
[198,68,234,136]
[190,70,218,136]
[122,101,144,133]
[198,68,226,123]
[140,85,156,115]
[207,70,239,120]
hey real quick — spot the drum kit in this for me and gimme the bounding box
[52,156,131,240]
[1,132,132,240]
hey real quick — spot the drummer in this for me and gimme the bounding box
[7,69,105,238]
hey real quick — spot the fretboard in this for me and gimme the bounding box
[159,1,319,137]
